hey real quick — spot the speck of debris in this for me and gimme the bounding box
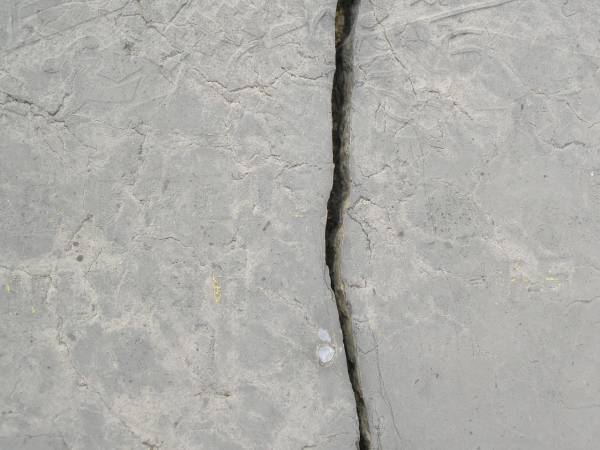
[318,345,335,365]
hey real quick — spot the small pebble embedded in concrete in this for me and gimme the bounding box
[318,345,335,365]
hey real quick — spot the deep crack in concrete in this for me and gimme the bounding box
[326,1,371,449]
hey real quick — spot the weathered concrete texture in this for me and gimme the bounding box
[346,1,600,448]
[0,1,359,449]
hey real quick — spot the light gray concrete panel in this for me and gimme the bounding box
[0,1,358,449]
[346,1,600,448]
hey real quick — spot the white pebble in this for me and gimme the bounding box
[318,345,335,364]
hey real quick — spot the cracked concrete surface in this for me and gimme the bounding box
[2,0,600,449]
[327,1,370,448]
[345,0,600,448]
[1,1,358,449]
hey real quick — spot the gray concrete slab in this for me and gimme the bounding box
[4,0,600,448]
[345,1,600,448]
[0,1,358,449]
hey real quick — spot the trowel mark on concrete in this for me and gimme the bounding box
[326,0,371,449]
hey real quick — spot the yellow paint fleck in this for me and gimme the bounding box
[31,306,37,314]
[5,284,10,294]
[212,274,221,304]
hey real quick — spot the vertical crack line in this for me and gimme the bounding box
[327,1,371,449]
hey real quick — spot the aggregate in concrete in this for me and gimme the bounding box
[345,1,600,448]
[0,1,359,449]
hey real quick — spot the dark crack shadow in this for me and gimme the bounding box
[326,0,371,449]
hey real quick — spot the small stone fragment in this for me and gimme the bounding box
[318,345,335,365]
